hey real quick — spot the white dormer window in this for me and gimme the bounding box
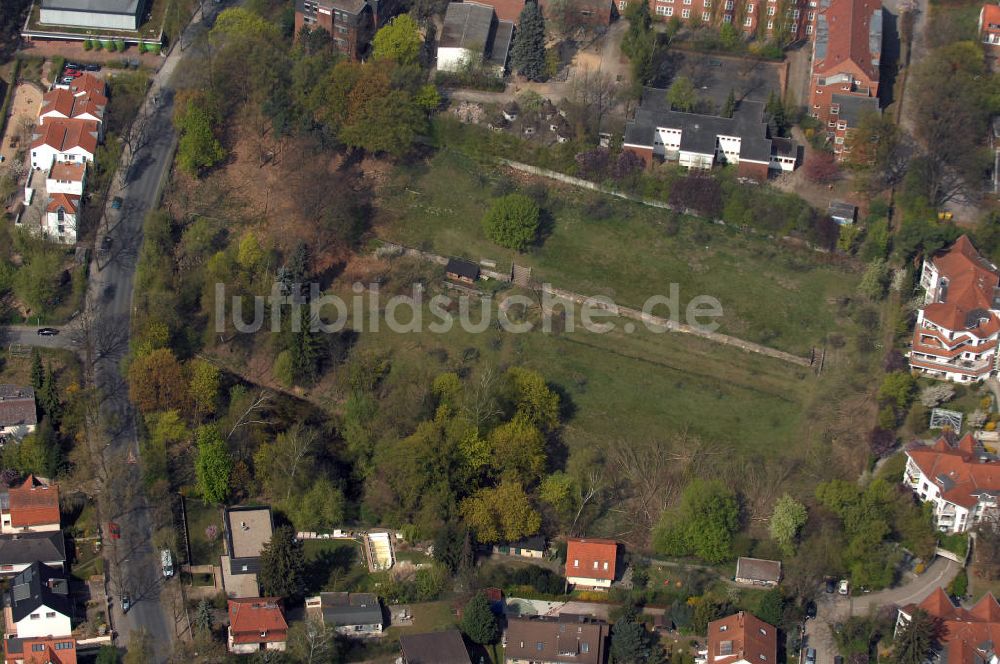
[573,559,579,567]
[720,625,728,632]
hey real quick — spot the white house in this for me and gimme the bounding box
[5,562,72,639]
[565,538,618,589]
[908,235,1000,382]
[38,87,106,133]
[43,193,80,244]
[46,161,86,196]
[438,2,513,76]
[0,386,37,443]
[904,434,1000,534]
[29,119,98,171]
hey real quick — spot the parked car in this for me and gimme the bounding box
[838,579,850,595]
[63,69,82,78]
[108,522,121,539]
[36,327,59,336]
[102,236,113,250]
[64,62,81,69]
[805,602,817,619]
[85,63,101,71]
[121,594,131,613]
[824,578,835,594]
[835,657,844,664]
[59,76,75,84]
[806,648,816,664]
[111,196,123,209]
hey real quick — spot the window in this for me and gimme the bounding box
[725,0,733,8]
[603,561,609,570]
[746,4,753,12]
[830,106,839,114]
[720,626,728,632]
[682,8,691,16]
[744,15,752,24]
[828,121,836,127]
[656,5,668,14]
[808,10,814,19]
[582,643,590,654]
[703,10,711,18]
[30,614,40,620]
[593,561,599,569]
[835,136,845,144]
[793,9,800,17]
[806,23,813,33]
[760,656,767,661]
[46,612,56,618]
[32,645,45,652]
[767,19,773,27]
[723,14,732,22]
[57,208,65,221]
[666,6,673,14]
[760,628,768,636]
[536,642,545,651]
[704,0,711,7]
[767,5,775,14]
[619,0,627,7]
[573,559,579,567]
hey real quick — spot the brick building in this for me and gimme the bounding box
[294,0,398,59]
[808,0,882,157]
[979,4,1000,50]
[624,0,811,42]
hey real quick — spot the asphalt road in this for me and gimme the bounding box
[803,557,960,664]
[0,325,73,349]
[90,5,225,658]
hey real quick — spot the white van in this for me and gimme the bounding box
[161,549,174,578]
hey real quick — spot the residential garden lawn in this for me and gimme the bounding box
[382,600,457,639]
[302,539,368,594]
[374,148,861,357]
[185,498,223,566]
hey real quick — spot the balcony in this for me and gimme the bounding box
[909,355,993,376]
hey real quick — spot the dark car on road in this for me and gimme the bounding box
[805,602,817,619]
[85,63,100,71]
[111,196,122,209]
[36,328,59,336]
[824,578,836,593]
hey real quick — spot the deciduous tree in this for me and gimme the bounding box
[372,14,422,65]
[482,194,540,250]
[460,480,541,544]
[189,359,221,419]
[127,348,189,414]
[194,425,232,504]
[769,494,807,556]
[653,479,739,563]
[666,76,697,112]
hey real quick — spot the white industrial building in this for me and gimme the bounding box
[39,0,146,31]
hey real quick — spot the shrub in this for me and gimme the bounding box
[83,39,93,50]
[94,40,104,50]
[482,193,540,251]
[115,39,126,51]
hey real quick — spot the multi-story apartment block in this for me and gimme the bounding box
[294,0,398,59]
[908,236,1000,382]
[808,0,882,157]
[904,433,999,534]
[610,0,810,41]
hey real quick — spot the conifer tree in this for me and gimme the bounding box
[512,1,547,81]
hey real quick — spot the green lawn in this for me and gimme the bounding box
[302,539,369,594]
[375,149,861,356]
[342,286,816,462]
[185,499,223,566]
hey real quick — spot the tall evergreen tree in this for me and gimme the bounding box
[40,363,61,425]
[892,610,943,664]
[258,525,306,601]
[460,591,500,645]
[30,350,44,391]
[512,1,547,81]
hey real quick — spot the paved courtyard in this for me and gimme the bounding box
[1,82,41,168]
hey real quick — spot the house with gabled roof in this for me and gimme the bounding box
[504,614,610,664]
[904,433,1000,533]
[46,162,85,198]
[0,533,66,576]
[565,538,618,589]
[734,558,782,587]
[1,475,61,535]
[700,612,777,664]
[305,592,384,636]
[808,0,883,158]
[29,120,99,171]
[5,562,72,639]
[980,4,1000,49]
[38,88,106,135]
[0,388,37,443]
[227,598,288,654]
[908,236,1000,382]
[896,588,1000,664]
[3,634,77,664]
[438,2,514,77]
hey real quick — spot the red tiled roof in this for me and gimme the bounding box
[707,612,778,664]
[0,386,37,429]
[566,538,618,581]
[907,434,1000,510]
[48,162,85,183]
[813,0,883,82]
[982,4,1000,32]
[46,193,79,215]
[8,475,60,528]
[40,88,106,123]
[30,119,99,154]
[66,73,105,99]
[228,598,288,644]
[3,635,77,664]
[905,590,1000,664]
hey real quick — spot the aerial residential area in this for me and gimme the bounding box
[0,0,999,657]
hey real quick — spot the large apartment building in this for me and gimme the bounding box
[615,0,811,41]
[908,235,1000,382]
[904,433,999,534]
[808,0,882,157]
[293,0,398,59]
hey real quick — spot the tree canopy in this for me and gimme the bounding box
[372,14,422,65]
[461,591,500,644]
[482,193,541,250]
[511,1,547,81]
[653,479,740,563]
[258,524,306,601]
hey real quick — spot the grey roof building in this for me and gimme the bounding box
[623,88,798,177]
[734,557,782,586]
[8,561,71,623]
[39,0,147,31]
[0,532,67,573]
[400,629,471,663]
[307,592,384,635]
[0,386,37,439]
[438,2,513,75]
[830,93,880,127]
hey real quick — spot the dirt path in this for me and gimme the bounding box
[0,82,42,167]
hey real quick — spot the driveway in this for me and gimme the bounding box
[804,557,960,664]
[0,325,73,349]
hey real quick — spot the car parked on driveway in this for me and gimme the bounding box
[838,579,849,595]
[59,76,74,84]
[806,648,816,664]
[85,63,101,71]
[63,69,82,78]
[36,327,59,336]
[111,196,122,209]
[121,594,131,613]
[824,578,835,593]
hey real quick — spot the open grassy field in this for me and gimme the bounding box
[330,280,818,464]
[374,149,861,357]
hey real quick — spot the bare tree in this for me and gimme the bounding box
[287,618,339,664]
[462,365,503,433]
